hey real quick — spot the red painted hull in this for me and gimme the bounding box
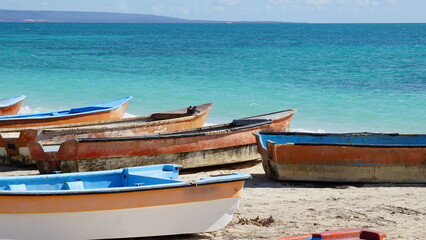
[255,132,426,183]
[272,228,386,240]
[0,98,24,116]
[29,109,296,173]
[0,103,213,166]
[0,102,129,128]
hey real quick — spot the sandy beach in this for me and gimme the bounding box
[1,161,425,240]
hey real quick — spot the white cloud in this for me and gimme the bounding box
[151,3,165,15]
[218,0,240,6]
[269,0,290,5]
[114,1,129,13]
[176,6,191,15]
[356,0,379,7]
[33,1,49,10]
[306,0,330,6]
[213,5,226,13]
[387,0,398,6]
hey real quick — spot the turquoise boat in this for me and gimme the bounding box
[0,164,250,240]
[0,96,132,128]
[0,95,26,116]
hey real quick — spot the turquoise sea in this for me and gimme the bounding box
[0,23,425,133]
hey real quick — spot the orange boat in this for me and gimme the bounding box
[0,96,132,128]
[28,109,296,173]
[255,132,426,183]
[0,103,212,166]
[0,95,25,116]
[271,228,386,240]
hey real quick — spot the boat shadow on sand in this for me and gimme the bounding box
[182,160,426,189]
[246,173,426,189]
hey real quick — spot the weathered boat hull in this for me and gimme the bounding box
[37,144,259,173]
[272,228,386,240]
[0,96,132,128]
[0,102,129,128]
[0,103,212,166]
[29,109,296,173]
[0,164,250,240]
[0,95,25,116]
[255,132,426,183]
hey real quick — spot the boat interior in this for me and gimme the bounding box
[0,96,132,120]
[34,103,213,132]
[0,95,26,107]
[0,165,181,192]
[0,164,250,194]
[78,118,272,143]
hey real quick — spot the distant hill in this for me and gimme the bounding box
[0,9,292,23]
[0,9,219,23]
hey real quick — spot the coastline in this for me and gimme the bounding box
[1,162,425,240]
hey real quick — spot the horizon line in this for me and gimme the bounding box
[0,9,425,24]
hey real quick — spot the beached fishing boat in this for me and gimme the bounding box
[0,164,250,240]
[0,95,25,116]
[0,103,212,166]
[255,132,426,183]
[29,109,296,173]
[0,96,132,128]
[272,228,386,240]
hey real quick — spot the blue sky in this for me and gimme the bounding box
[0,0,424,23]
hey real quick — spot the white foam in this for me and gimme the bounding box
[290,128,326,133]
[123,112,138,118]
[18,105,42,114]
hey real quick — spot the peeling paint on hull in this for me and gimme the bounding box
[30,109,296,173]
[37,144,260,173]
[255,132,426,183]
[0,103,213,166]
[266,162,426,183]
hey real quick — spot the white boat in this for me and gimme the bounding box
[0,164,250,240]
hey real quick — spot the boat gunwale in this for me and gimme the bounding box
[0,103,213,133]
[73,108,295,143]
[257,131,426,137]
[0,95,26,108]
[239,108,296,120]
[0,173,251,196]
[0,96,133,121]
[41,103,214,133]
[273,142,426,148]
[256,131,426,148]
[76,119,273,143]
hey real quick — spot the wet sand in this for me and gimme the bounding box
[1,162,425,240]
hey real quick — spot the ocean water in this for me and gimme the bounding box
[0,23,425,133]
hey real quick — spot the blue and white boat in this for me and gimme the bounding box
[0,164,250,240]
[0,95,26,116]
[0,96,132,128]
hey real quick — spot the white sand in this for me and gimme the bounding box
[1,162,425,240]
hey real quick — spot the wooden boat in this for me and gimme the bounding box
[0,103,213,166]
[28,109,296,173]
[272,228,386,240]
[0,95,25,116]
[255,132,426,183]
[0,164,250,240]
[0,96,132,128]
